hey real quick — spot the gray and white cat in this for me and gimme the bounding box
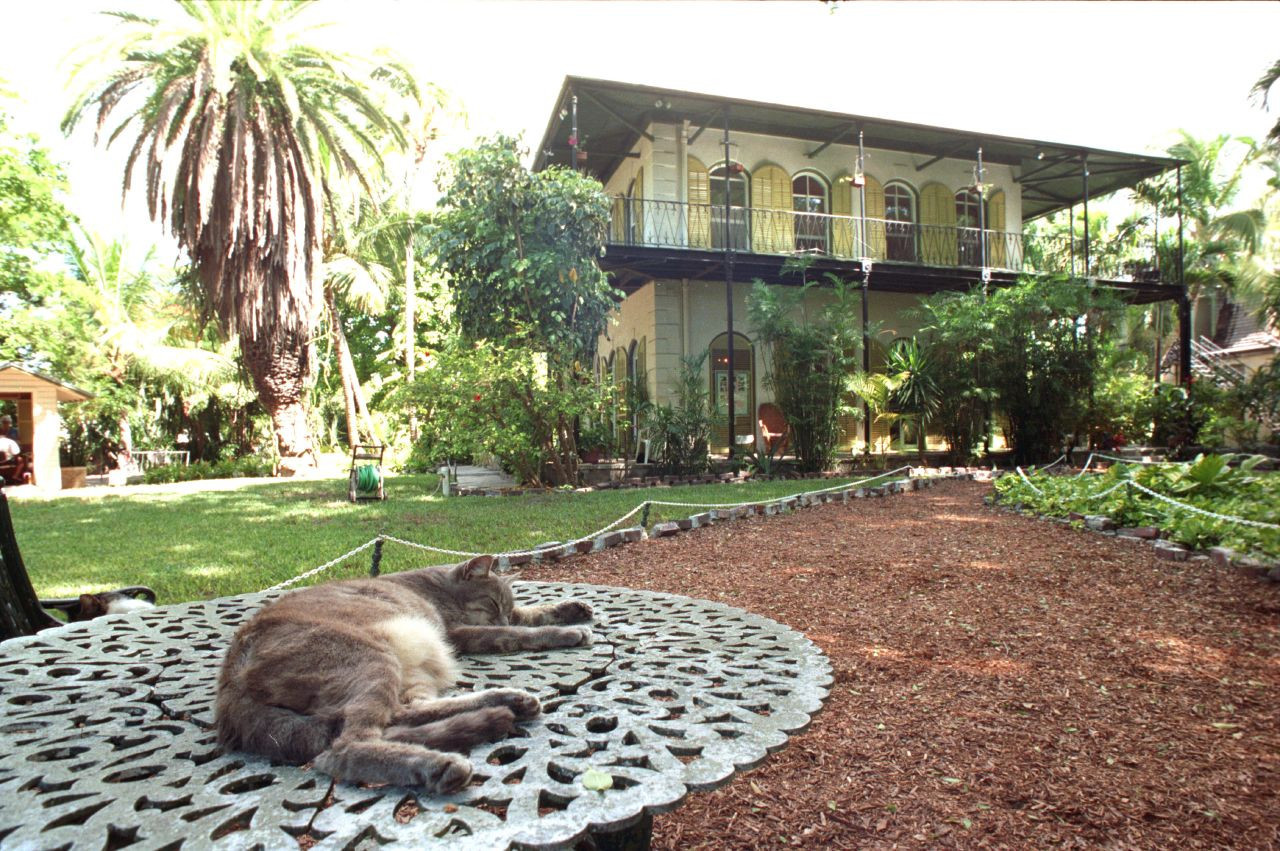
[215,555,593,794]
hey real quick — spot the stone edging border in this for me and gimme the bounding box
[459,465,997,498]
[492,469,989,571]
[984,496,1280,584]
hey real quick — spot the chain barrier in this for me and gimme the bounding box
[264,538,381,593]
[263,468,930,590]
[1125,480,1280,531]
[1014,466,1044,495]
[1013,464,1278,527]
[643,467,914,510]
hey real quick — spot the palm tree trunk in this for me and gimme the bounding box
[240,333,316,471]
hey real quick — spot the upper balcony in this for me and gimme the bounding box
[606,196,1166,291]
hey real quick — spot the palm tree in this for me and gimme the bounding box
[1252,58,1280,148]
[65,229,237,465]
[63,1,414,469]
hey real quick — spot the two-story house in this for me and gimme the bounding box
[534,77,1188,456]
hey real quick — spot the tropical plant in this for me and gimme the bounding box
[918,276,1118,464]
[650,352,713,476]
[1251,58,1280,148]
[883,337,939,461]
[747,276,862,473]
[428,135,617,485]
[62,1,416,469]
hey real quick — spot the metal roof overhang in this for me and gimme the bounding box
[534,77,1183,222]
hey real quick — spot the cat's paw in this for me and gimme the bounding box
[565,626,593,647]
[418,753,472,795]
[555,600,594,623]
[490,689,542,720]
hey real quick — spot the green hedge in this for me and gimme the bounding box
[994,455,1280,559]
[142,456,275,484]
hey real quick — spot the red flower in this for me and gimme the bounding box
[474,394,482,402]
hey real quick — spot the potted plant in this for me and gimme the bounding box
[578,423,613,465]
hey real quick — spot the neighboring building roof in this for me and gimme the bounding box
[534,76,1184,221]
[0,363,93,402]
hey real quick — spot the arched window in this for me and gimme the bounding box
[709,162,749,250]
[883,182,917,262]
[955,188,983,266]
[792,172,828,252]
[708,332,754,453]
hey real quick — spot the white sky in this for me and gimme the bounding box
[2,0,1277,246]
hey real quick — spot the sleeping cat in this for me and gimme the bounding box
[215,555,593,794]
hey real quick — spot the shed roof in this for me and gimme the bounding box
[0,363,93,402]
[533,77,1184,221]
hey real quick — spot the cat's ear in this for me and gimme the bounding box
[454,555,494,581]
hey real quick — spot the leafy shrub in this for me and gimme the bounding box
[748,276,861,473]
[142,455,274,484]
[995,454,1280,559]
[396,339,609,486]
[650,352,712,476]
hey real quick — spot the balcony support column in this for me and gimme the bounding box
[976,147,988,293]
[722,107,736,458]
[1068,204,1075,276]
[1081,155,1091,276]
[570,92,579,172]
[858,130,871,455]
[1177,165,1191,388]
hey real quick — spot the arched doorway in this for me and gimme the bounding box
[708,332,754,452]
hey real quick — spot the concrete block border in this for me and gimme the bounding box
[493,469,980,570]
[985,498,1280,583]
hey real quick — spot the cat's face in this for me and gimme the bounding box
[449,556,516,626]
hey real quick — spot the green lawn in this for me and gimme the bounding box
[13,472,889,604]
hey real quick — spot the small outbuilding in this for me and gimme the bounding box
[0,363,92,491]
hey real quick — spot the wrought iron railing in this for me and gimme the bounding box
[608,197,1161,280]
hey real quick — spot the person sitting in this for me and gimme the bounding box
[0,433,29,485]
[0,415,17,441]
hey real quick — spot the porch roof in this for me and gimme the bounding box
[533,77,1184,222]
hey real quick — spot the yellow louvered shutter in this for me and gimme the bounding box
[830,176,854,258]
[687,157,711,248]
[751,164,792,254]
[863,175,886,259]
[919,182,957,266]
[611,196,626,243]
[631,168,644,244]
[986,190,1007,267]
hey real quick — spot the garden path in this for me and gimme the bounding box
[520,479,1280,849]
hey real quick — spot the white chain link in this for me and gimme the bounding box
[1014,466,1044,495]
[644,467,914,509]
[1126,480,1280,530]
[264,538,381,592]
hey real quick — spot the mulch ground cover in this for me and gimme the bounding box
[520,479,1280,849]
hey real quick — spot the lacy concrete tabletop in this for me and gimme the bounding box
[0,581,832,850]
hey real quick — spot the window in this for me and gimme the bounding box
[955,188,983,266]
[883,182,916,261]
[792,173,828,252]
[709,163,749,250]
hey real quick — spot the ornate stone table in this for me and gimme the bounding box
[0,582,831,849]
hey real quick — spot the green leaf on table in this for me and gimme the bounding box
[581,768,614,792]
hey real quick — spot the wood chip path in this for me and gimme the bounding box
[520,479,1280,849]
